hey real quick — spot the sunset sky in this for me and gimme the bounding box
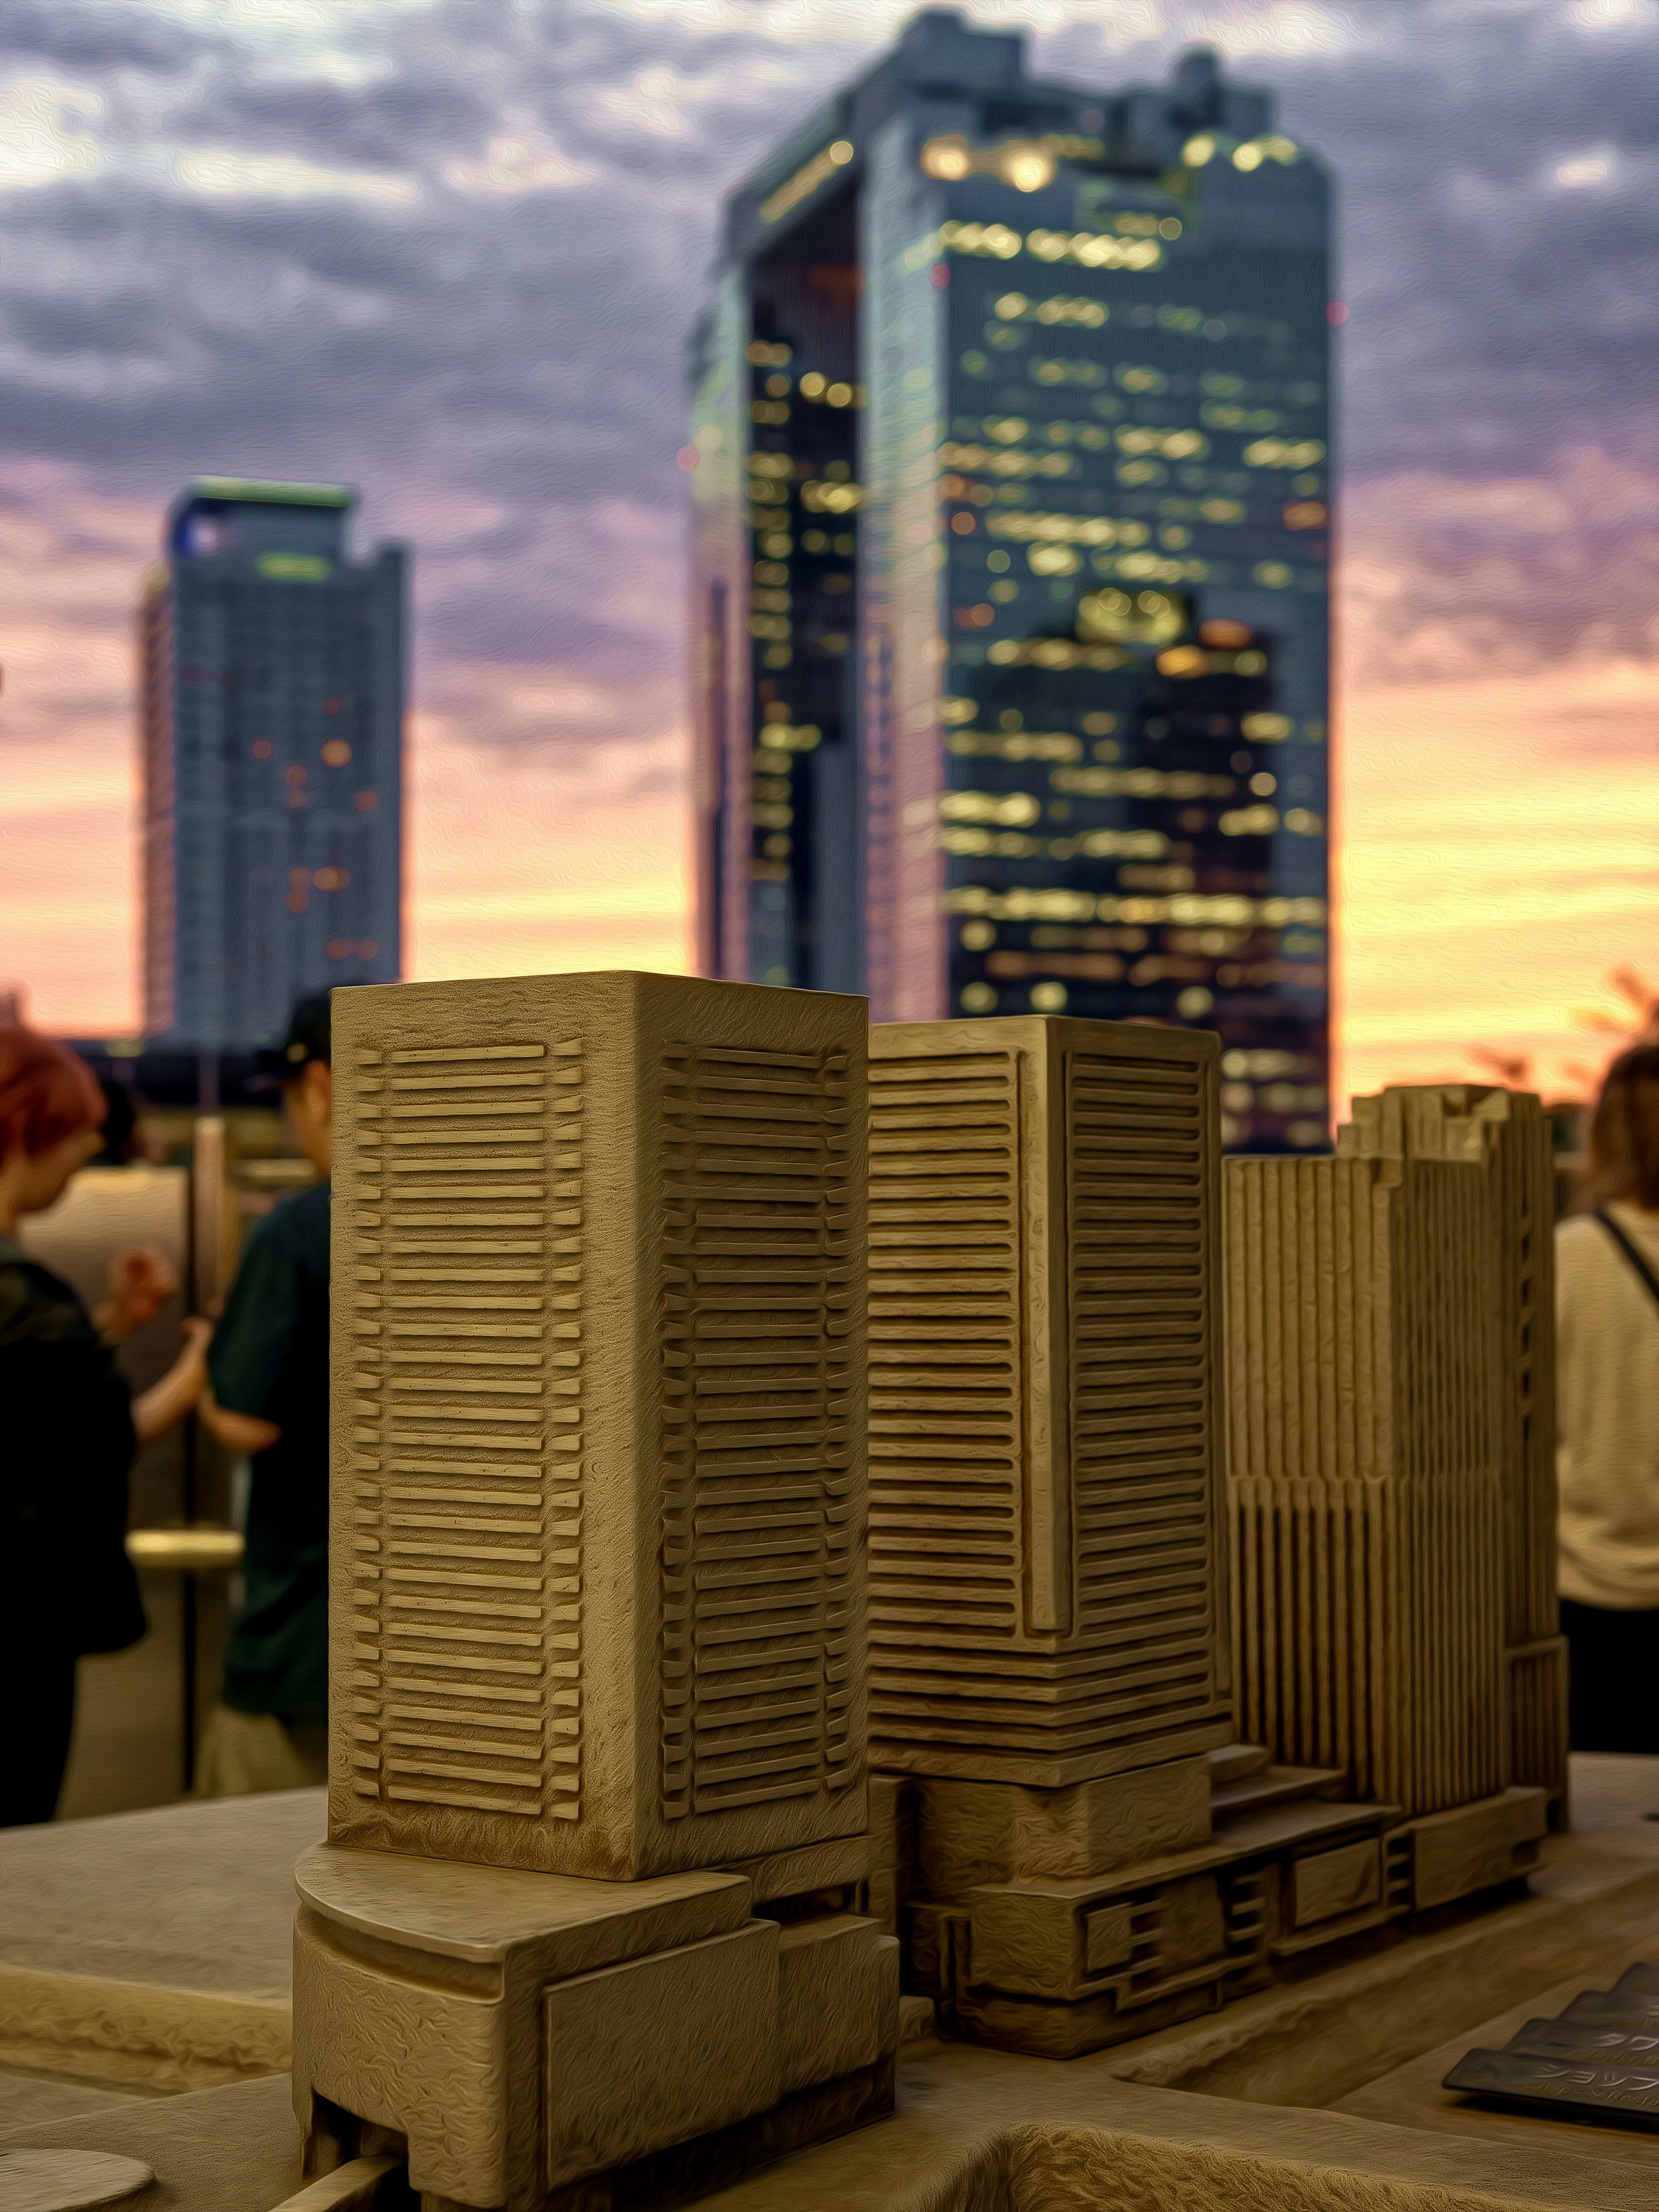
[0,0,1653,1114]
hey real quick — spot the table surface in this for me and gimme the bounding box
[4,2040,1658,2212]
[5,1761,1659,2203]
[0,1793,325,1999]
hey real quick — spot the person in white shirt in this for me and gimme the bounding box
[1557,1042,1659,1754]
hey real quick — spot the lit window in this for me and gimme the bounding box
[999,144,1055,193]
[921,134,972,181]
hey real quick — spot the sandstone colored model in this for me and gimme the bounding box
[331,970,866,1882]
[866,1017,1233,1788]
[866,1020,1551,2061]
[1338,1084,1566,1820]
[296,973,896,2209]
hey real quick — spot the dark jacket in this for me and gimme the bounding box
[0,1235,145,1656]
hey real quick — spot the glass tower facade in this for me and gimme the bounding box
[140,478,406,1053]
[692,11,1331,1150]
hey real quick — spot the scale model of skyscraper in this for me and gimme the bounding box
[1226,1093,1554,1916]
[1336,1084,1566,1823]
[291,973,897,2211]
[864,1018,1555,2060]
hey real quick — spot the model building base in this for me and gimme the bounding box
[293,1840,897,2209]
[540,2057,893,2212]
[879,1748,1549,2060]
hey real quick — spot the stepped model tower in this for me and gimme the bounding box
[1225,1147,1504,1815]
[1338,1084,1565,1821]
[866,1015,1232,1783]
[1222,1098,1552,1928]
[864,1016,1552,2061]
[294,973,897,2209]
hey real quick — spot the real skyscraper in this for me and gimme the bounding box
[691,11,1331,1151]
[140,477,405,1055]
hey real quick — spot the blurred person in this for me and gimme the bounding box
[89,1076,139,1167]
[0,1026,209,1827]
[196,994,333,1795]
[88,1074,164,1168]
[1557,1042,1659,1754]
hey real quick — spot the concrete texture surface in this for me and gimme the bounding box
[0,1792,323,2091]
[5,2045,1653,2212]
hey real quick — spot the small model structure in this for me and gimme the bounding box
[1338,1084,1566,1821]
[867,1020,1554,2061]
[292,973,898,2210]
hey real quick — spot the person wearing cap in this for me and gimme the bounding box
[195,993,334,1795]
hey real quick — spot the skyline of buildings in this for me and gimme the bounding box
[139,477,405,1057]
[691,10,1332,1151]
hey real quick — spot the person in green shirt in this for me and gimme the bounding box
[197,994,333,1795]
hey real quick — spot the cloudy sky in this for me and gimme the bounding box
[0,0,1654,1101]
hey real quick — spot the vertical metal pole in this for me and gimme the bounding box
[185,1109,229,1793]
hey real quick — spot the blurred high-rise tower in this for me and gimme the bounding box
[691,11,1332,1151]
[140,478,405,1054]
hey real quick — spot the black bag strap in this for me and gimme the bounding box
[1595,1209,1659,1317]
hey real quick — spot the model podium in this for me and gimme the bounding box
[292,973,897,2209]
[866,1022,1554,2059]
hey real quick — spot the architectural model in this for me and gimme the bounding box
[1338,1084,1565,1819]
[867,1014,1232,1787]
[289,989,1561,2134]
[293,972,897,2209]
[1225,1146,1506,1815]
[866,1017,1553,2060]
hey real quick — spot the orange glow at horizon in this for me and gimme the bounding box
[1335,657,1659,1109]
[0,474,1652,1116]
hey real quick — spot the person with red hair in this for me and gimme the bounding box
[0,1025,210,1825]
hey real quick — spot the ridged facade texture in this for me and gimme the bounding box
[867,1016,1230,1787]
[344,1036,580,1823]
[1225,1151,1506,1818]
[1338,1086,1564,1808]
[660,1041,861,1820]
[331,973,868,1879]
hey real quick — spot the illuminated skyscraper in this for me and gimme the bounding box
[140,478,405,1054]
[691,11,1332,1150]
